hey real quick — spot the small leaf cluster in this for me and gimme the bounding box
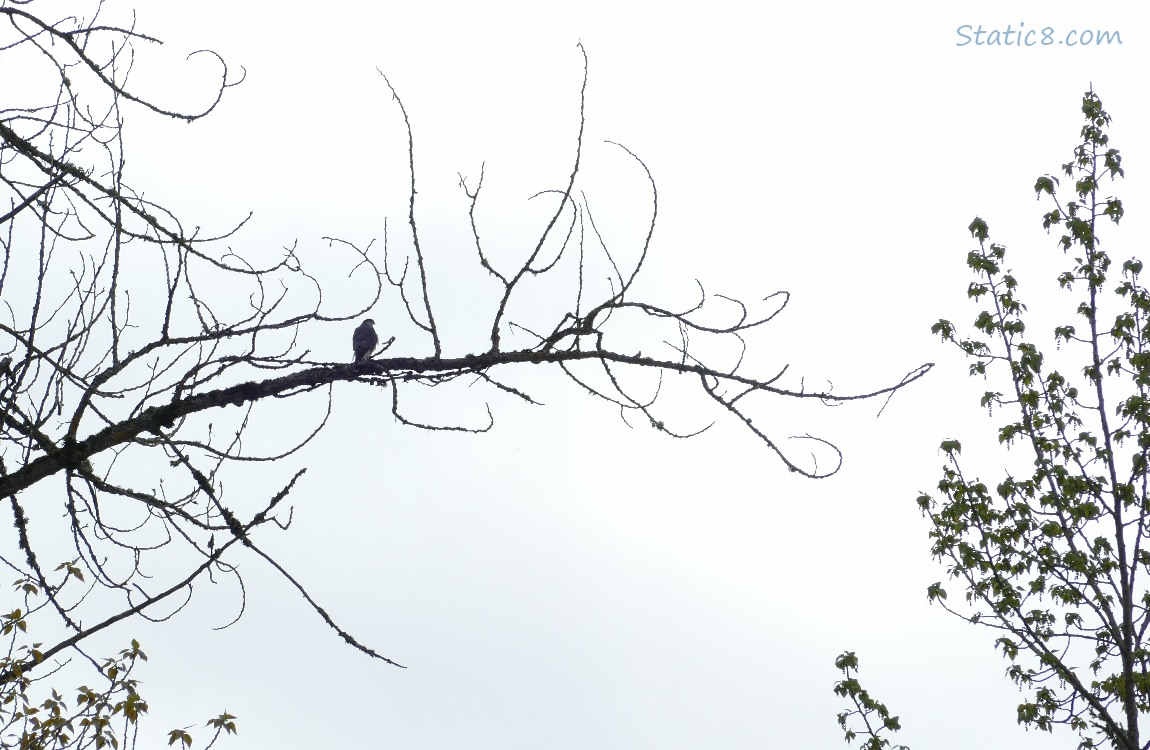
[1,574,237,750]
[833,652,909,750]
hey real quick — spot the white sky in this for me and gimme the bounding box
[7,1,1150,748]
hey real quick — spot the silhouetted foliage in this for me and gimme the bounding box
[837,89,1143,750]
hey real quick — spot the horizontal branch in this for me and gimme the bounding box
[0,349,933,499]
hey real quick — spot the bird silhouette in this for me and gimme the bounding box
[352,319,379,362]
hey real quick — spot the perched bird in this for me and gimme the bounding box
[352,319,379,362]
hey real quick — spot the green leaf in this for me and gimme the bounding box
[968,217,990,241]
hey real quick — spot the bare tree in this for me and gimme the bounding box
[0,1,930,746]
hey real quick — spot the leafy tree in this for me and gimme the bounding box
[924,88,1137,749]
[835,89,1141,750]
[1,1,930,746]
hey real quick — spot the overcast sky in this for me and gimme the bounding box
[8,2,1150,748]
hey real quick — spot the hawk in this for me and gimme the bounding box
[352,319,379,362]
